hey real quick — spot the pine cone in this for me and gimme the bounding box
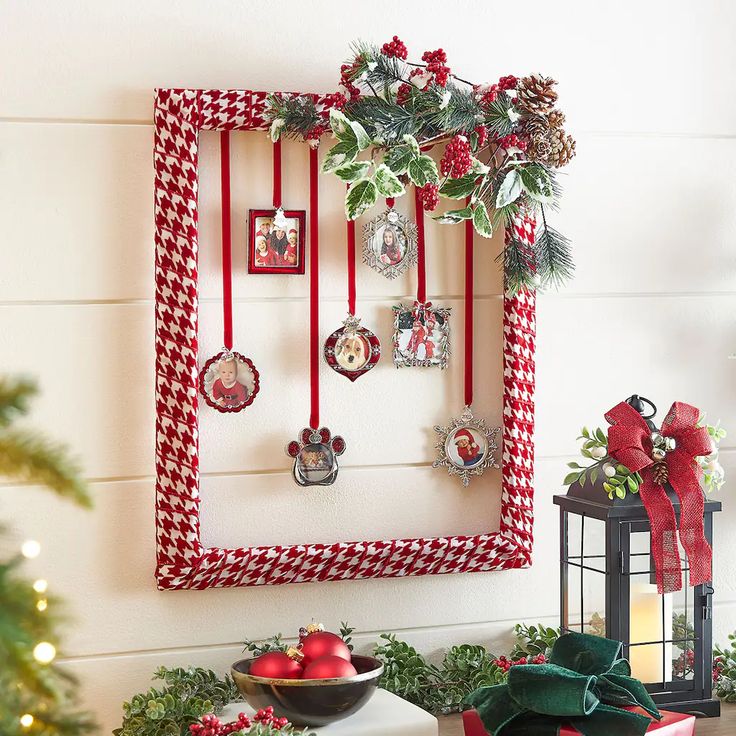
[547,109,566,130]
[651,461,669,485]
[521,114,550,140]
[526,132,552,163]
[516,74,558,114]
[548,128,576,168]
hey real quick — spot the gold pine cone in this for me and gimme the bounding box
[516,74,559,115]
[526,132,552,163]
[522,114,550,140]
[548,128,576,168]
[547,109,566,130]
[651,461,669,485]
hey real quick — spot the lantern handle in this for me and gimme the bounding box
[625,394,657,422]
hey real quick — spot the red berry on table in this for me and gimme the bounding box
[299,630,351,665]
[302,654,359,679]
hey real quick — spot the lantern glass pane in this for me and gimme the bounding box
[671,570,695,682]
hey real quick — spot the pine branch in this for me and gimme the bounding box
[421,84,480,137]
[344,95,416,141]
[485,92,517,137]
[497,233,537,296]
[266,94,321,139]
[535,210,574,289]
[0,430,90,507]
[0,376,37,428]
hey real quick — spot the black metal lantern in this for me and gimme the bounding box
[554,396,721,717]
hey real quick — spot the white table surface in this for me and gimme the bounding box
[220,688,438,735]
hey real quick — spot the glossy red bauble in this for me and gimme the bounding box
[299,631,351,665]
[302,655,358,680]
[249,651,303,679]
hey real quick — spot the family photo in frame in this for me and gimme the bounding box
[248,209,306,274]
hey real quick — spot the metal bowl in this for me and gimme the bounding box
[231,654,384,727]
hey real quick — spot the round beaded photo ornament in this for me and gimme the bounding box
[199,350,260,413]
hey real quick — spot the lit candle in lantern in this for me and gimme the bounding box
[629,582,672,682]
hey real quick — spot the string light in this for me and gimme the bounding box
[33,642,56,664]
[21,540,41,559]
[20,714,34,728]
[36,599,48,612]
[32,579,48,594]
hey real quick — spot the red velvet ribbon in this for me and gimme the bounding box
[464,196,474,407]
[413,187,427,304]
[273,139,282,209]
[346,188,356,316]
[220,131,233,351]
[606,401,713,593]
[309,147,319,430]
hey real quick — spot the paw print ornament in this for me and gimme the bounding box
[286,427,346,487]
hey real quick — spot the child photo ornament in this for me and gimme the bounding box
[248,208,306,274]
[392,301,450,368]
[433,406,500,486]
[362,207,418,280]
[286,427,346,487]
[198,350,260,413]
[323,315,381,381]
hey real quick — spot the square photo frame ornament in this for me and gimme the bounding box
[153,88,537,590]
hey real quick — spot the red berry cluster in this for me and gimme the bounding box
[475,83,499,106]
[473,125,489,149]
[421,48,451,87]
[396,83,412,106]
[189,712,252,736]
[498,75,518,90]
[339,60,362,99]
[497,134,527,151]
[305,123,329,141]
[254,706,289,730]
[493,653,547,673]
[324,91,347,111]
[440,135,473,178]
[417,183,439,211]
[381,35,408,60]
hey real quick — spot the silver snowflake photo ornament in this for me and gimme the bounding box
[433,406,500,486]
[363,207,418,279]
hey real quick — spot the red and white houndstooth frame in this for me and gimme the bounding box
[154,88,537,590]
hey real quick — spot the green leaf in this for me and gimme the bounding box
[567,462,582,469]
[590,466,599,485]
[496,169,523,208]
[345,178,378,220]
[333,160,371,182]
[351,120,372,151]
[519,164,553,202]
[374,163,406,197]
[627,476,638,492]
[439,175,478,200]
[472,201,493,238]
[384,144,416,175]
[321,140,358,173]
[408,155,439,187]
[615,486,626,499]
[595,428,608,444]
[470,157,490,175]
[433,206,473,224]
[563,472,581,485]
[603,482,614,494]
[329,108,353,140]
[403,134,421,157]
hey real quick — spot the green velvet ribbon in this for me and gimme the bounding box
[465,632,661,736]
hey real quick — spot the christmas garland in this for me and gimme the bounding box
[266,37,576,294]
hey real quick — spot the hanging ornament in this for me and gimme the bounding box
[392,187,451,368]
[433,205,499,485]
[287,147,346,485]
[199,131,260,413]
[324,208,381,380]
[362,198,418,279]
[286,427,346,487]
[248,139,306,274]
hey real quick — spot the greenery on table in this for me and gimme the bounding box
[0,376,96,736]
[715,633,736,702]
[113,667,240,736]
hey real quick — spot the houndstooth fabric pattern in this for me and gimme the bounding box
[154,88,538,589]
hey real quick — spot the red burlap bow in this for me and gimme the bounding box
[606,401,713,593]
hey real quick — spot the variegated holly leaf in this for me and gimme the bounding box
[402,134,421,157]
[407,155,439,187]
[383,144,416,175]
[496,169,523,208]
[333,160,372,183]
[321,140,359,174]
[345,178,378,220]
[439,174,478,200]
[374,164,405,197]
[433,206,473,224]
[472,201,493,238]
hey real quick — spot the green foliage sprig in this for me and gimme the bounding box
[242,633,288,657]
[715,633,736,702]
[114,667,240,736]
[509,623,559,659]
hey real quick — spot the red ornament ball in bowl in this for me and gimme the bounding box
[302,655,358,680]
[249,651,303,679]
[299,631,351,665]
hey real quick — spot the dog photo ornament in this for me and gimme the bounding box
[323,314,381,382]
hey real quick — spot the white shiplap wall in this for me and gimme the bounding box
[2,2,736,733]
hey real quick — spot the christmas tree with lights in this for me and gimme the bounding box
[0,376,96,735]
